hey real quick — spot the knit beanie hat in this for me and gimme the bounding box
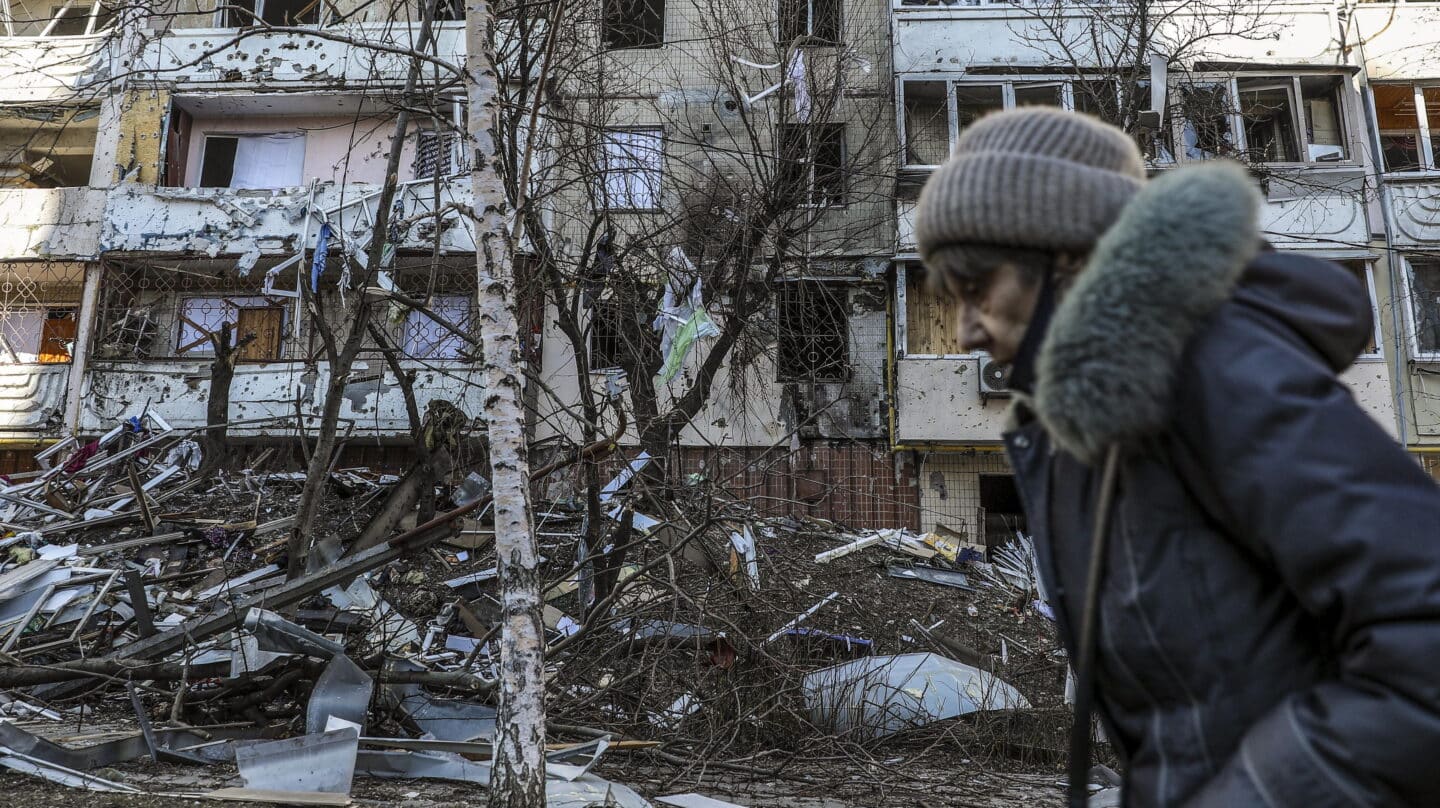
[914,107,1147,260]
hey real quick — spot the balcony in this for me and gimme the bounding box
[893,356,1010,444]
[0,187,104,260]
[102,179,477,259]
[77,359,485,438]
[142,23,466,87]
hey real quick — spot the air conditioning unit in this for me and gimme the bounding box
[979,358,1013,399]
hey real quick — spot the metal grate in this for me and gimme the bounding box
[0,261,85,365]
[776,281,849,383]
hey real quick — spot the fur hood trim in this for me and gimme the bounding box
[1034,162,1262,464]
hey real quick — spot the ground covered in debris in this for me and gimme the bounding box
[0,425,1075,806]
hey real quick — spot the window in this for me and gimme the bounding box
[1237,79,1301,163]
[902,81,950,167]
[599,129,662,210]
[777,282,848,383]
[1374,83,1440,172]
[1338,260,1382,358]
[1014,82,1065,108]
[1073,79,1122,125]
[403,295,471,359]
[603,0,664,49]
[780,0,840,44]
[198,133,305,190]
[779,123,846,207]
[412,129,457,179]
[902,265,964,356]
[1407,257,1440,357]
[955,84,1004,135]
[0,308,75,364]
[1178,83,1234,161]
[1301,76,1348,162]
[177,297,285,360]
[589,301,625,371]
[223,0,325,26]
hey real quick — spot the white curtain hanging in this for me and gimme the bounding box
[230,133,306,190]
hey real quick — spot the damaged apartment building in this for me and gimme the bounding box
[4,0,1440,549]
[889,0,1440,544]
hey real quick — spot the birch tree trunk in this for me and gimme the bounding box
[466,3,547,806]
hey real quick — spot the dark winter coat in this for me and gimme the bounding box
[1004,162,1440,807]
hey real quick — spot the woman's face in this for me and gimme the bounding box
[930,258,1043,365]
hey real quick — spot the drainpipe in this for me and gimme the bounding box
[1350,13,1410,445]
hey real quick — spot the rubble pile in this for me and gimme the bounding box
[0,430,1068,807]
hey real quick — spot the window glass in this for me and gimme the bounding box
[1014,83,1064,108]
[1409,257,1440,355]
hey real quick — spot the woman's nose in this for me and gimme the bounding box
[959,307,989,354]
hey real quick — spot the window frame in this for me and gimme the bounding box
[779,122,848,208]
[779,0,842,45]
[1175,73,1357,167]
[1331,257,1385,361]
[597,127,664,212]
[895,263,979,359]
[1400,254,1440,362]
[216,0,332,28]
[601,0,665,50]
[775,279,851,383]
[1372,81,1439,174]
[175,296,289,361]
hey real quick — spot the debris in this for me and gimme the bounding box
[765,591,839,644]
[657,795,748,808]
[803,653,1031,740]
[234,723,361,795]
[886,563,976,591]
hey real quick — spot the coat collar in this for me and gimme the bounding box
[1030,162,1262,464]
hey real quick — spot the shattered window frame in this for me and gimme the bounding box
[602,0,665,50]
[218,0,334,27]
[775,280,850,384]
[1373,82,1440,173]
[778,122,848,208]
[895,263,973,359]
[779,0,842,45]
[1403,255,1440,360]
[1334,258,1383,360]
[0,1,118,37]
[176,295,289,361]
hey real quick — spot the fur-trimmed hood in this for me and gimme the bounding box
[1031,162,1374,464]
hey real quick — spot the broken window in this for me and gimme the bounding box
[589,301,626,372]
[0,307,75,364]
[1178,83,1233,160]
[1013,82,1064,108]
[1408,256,1440,357]
[903,265,964,356]
[955,84,1004,135]
[780,0,841,44]
[177,297,286,361]
[1073,79,1122,126]
[1338,260,1381,357]
[603,0,664,50]
[222,0,326,26]
[598,128,662,210]
[3,2,117,37]
[198,133,305,190]
[902,81,949,167]
[412,128,457,180]
[776,282,849,383]
[0,106,99,188]
[402,294,472,360]
[779,123,846,207]
[1237,78,1301,163]
[1301,76,1348,162]
[1374,83,1440,172]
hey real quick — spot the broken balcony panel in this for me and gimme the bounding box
[802,653,1030,740]
[383,659,497,741]
[0,746,143,793]
[305,654,374,735]
[233,725,360,795]
[245,607,346,658]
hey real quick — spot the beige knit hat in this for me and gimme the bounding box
[914,107,1147,259]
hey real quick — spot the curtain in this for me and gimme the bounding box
[230,133,306,189]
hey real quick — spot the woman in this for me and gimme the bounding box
[915,107,1440,806]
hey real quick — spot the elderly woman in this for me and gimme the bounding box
[915,107,1440,807]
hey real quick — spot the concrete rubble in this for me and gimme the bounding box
[0,422,1065,806]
